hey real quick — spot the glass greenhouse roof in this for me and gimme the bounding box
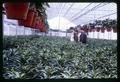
[46,3,117,30]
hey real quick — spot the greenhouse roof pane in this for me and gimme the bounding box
[47,2,117,26]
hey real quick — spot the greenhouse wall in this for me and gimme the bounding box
[3,14,117,40]
[3,22,117,40]
[3,24,33,36]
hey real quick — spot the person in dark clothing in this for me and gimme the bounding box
[79,32,87,44]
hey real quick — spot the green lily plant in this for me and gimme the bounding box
[102,19,112,29]
[89,23,95,29]
[30,2,50,22]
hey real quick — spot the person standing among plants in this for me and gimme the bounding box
[70,28,79,42]
[73,28,79,42]
[70,30,74,42]
[79,30,87,44]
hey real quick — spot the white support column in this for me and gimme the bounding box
[102,33,105,39]
[16,25,18,37]
[97,32,99,39]
[93,32,94,38]
[8,24,10,36]
[23,26,25,35]
[66,32,67,37]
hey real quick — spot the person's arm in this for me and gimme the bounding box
[70,32,74,41]
[78,33,80,42]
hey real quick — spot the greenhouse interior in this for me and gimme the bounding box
[3,2,117,79]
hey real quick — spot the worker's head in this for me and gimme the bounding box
[74,28,78,33]
[79,30,84,33]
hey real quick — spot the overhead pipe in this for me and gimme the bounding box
[71,3,109,21]
[70,3,92,19]
[59,3,66,16]
[85,12,117,23]
[63,3,74,17]
[65,3,105,26]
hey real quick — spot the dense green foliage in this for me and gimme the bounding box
[3,36,117,79]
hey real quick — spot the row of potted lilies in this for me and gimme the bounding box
[75,19,117,33]
[3,2,50,32]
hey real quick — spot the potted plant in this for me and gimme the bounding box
[33,2,50,32]
[4,2,30,20]
[89,23,95,32]
[111,20,117,33]
[100,27,105,33]
[87,24,91,32]
[45,20,49,30]
[96,26,101,32]
[40,22,46,32]
[35,17,40,29]
[89,28,92,32]
[83,24,89,32]
[95,20,102,32]
[31,14,37,29]
[38,19,43,30]
[43,26,49,33]
[103,19,112,32]
[18,2,49,29]
[36,17,48,32]
[18,9,35,27]
[37,18,44,32]
[30,2,49,20]
[113,25,117,33]
[37,17,46,32]
[101,20,106,33]
[40,21,49,33]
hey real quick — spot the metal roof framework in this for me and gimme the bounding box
[46,2,117,25]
